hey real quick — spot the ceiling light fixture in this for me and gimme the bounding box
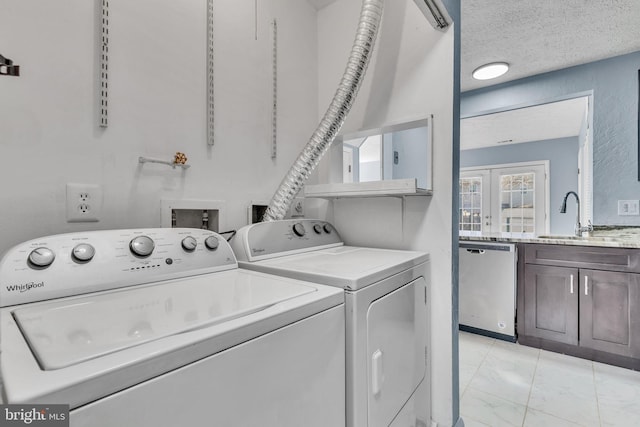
[472,62,509,80]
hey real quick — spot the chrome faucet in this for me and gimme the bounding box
[560,191,593,237]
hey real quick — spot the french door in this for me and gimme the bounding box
[460,162,548,237]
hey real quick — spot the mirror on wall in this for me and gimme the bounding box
[336,117,433,191]
[460,96,592,236]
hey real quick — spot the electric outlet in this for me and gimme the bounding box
[618,200,640,216]
[66,183,103,222]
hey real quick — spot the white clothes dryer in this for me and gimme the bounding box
[0,228,345,427]
[231,219,431,427]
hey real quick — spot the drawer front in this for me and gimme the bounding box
[525,244,640,273]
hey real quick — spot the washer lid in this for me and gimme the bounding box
[13,271,315,370]
[241,246,429,290]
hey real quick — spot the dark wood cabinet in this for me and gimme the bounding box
[523,264,578,345]
[580,269,640,358]
[518,244,640,369]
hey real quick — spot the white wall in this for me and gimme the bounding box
[316,1,455,425]
[1,0,455,423]
[0,0,318,255]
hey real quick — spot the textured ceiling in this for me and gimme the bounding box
[462,0,640,91]
[307,1,640,92]
[461,97,588,150]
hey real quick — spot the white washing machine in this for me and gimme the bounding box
[231,219,431,427]
[0,228,345,427]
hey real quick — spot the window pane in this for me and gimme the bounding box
[472,193,482,209]
[512,192,523,209]
[459,176,483,234]
[499,172,535,235]
[461,194,471,209]
[472,211,481,224]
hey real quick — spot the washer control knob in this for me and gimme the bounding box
[130,236,155,257]
[181,236,197,252]
[313,224,322,234]
[28,247,55,268]
[323,223,332,234]
[293,223,306,237]
[204,235,219,251]
[72,243,95,263]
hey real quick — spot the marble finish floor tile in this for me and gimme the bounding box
[598,405,640,427]
[523,408,587,427]
[459,331,495,367]
[467,355,536,405]
[458,332,640,427]
[460,388,526,427]
[526,356,599,426]
[466,340,539,405]
[461,416,492,427]
[459,360,481,396]
[594,361,640,417]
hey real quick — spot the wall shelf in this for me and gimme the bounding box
[304,178,432,199]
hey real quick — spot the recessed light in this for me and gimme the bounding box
[472,62,509,80]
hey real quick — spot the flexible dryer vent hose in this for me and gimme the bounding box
[262,0,384,221]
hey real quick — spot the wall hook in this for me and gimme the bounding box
[139,152,190,170]
[0,54,20,77]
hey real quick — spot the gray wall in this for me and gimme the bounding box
[391,126,430,188]
[461,51,640,225]
[461,137,579,235]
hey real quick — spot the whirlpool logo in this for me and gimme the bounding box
[1,405,69,426]
[5,281,45,293]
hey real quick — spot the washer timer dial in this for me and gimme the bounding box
[181,236,197,252]
[292,223,306,237]
[130,236,155,257]
[72,243,96,263]
[28,247,55,268]
[204,236,219,251]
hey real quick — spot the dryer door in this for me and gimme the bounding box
[366,277,427,427]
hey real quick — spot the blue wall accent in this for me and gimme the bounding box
[461,137,579,235]
[461,51,640,225]
[391,126,430,188]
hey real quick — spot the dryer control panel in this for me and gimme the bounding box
[0,228,237,307]
[231,219,343,262]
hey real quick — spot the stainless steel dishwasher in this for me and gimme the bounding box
[459,241,517,341]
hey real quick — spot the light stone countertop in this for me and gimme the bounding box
[459,227,640,249]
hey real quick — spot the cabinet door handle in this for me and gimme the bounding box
[585,276,589,296]
[570,274,574,294]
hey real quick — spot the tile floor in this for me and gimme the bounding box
[458,331,640,427]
